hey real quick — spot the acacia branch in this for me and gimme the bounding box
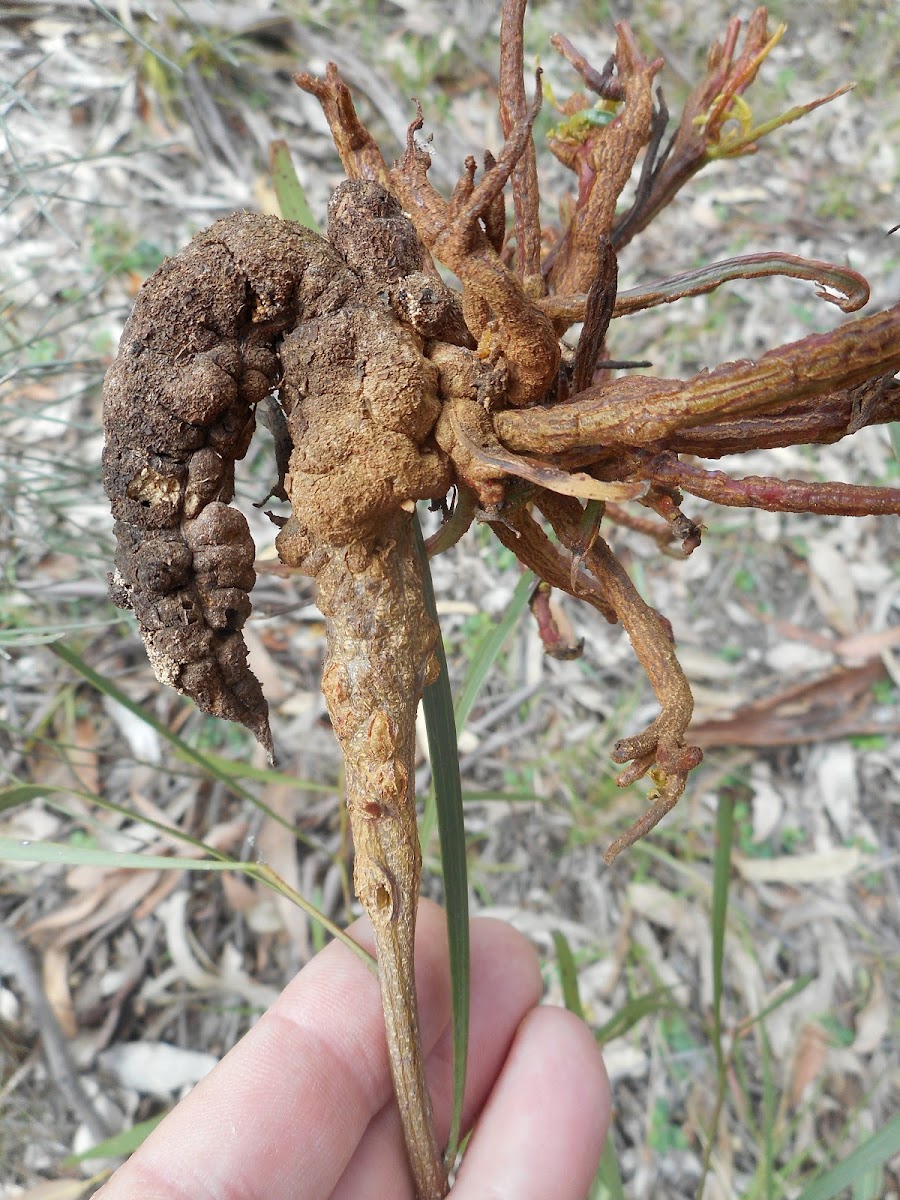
[640,452,900,516]
[495,303,900,452]
[499,0,544,295]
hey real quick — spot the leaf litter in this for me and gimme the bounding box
[0,0,898,1196]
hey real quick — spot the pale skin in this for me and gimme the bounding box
[95,900,611,1200]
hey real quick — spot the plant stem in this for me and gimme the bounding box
[351,824,447,1200]
[312,513,448,1199]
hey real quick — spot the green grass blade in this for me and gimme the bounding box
[553,930,586,1021]
[593,988,676,1043]
[1,826,370,968]
[0,836,241,871]
[414,515,469,1167]
[461,789,543,803]
[553,931,624,1200]
[188,751,334,792]
[711,791,735,1070]
[48,642,327,852]
[697,791,736,1199]
[0,619,116,646]
[63,1113,166,1163]
[454,570,534,733]
[270,140,320,231]
[0,784,50,812]
[2,780,235,860]
[738,973,815,1033]
[591,1134,626,1200]
[852,1167,884,1200]
[759,1015,776,1197]
[794,1114,900,1200]
[252,863,375,970]
[88,0,183,73]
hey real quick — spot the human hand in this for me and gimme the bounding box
[97,899,610,1199]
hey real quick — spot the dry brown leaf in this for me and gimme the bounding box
[627,880,688,931]
[30,872,162,950]
[727,944,766,1026]
[132,867,186,919]
[99,1040,218,1097]
[690,660,894,747]
[244,624,290,703]
[23,744,96,814]
[852,975,889,1055]
[807,540,859,635]
[749,768,785,843]
[126,779,190,834]
[679,644,752,683]
[790,1021,829,1106]
[203,818,251,854]
[815,743,859,841]
[741,608,900,666]
[41,944,77,1039]
[11,1182,92,1200]
[219,871,260,915]
[255,783,310,958]
[833,624,900,663]
[27,874,121,939]
[102,695,163,764]
[763,640,835,675]
[68,717,101,795]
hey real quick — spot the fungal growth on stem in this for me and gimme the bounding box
[103,4,900,1195]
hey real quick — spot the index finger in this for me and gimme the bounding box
[96,899,541,1200]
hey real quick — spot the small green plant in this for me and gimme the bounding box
[648,1097,690,1153]
[88,218,165,276]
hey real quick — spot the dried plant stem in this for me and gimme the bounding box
[499,0,543,294]
[495,302,900,452]
[311,513,447,1200]
[537,251,871,325]
[536,491,701,858]
[643,452,900,516]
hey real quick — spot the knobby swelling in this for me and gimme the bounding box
[102,4,900,1196]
